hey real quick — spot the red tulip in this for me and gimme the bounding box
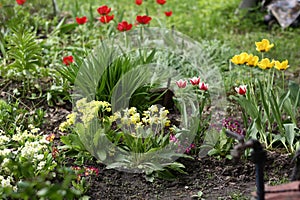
[63,56,74,66]
[189,77,200,85]
[235,85,247,95]
[16,0,26,5]
[136,15,152,24]
[176,79,187,88]
[97,5,111,15]
[76,16,88,25]
[199,82,208,91]
[117,21,133,32]
[156,0,166,5]
[135,0,142,5]
[99,15,114,23]
[165,11,172,17]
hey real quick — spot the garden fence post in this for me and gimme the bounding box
[250,139,266,200]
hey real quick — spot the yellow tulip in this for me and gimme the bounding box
[255,39,274,52]
[257,58,273,70]
[246,54,259,67]
[274,60,289,71]
[231,52,249,65]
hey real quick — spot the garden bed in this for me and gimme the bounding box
[86,150,292,199]
[1,1,300,199]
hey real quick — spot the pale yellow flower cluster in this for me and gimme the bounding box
[111,105,171,137]
[141,105,170,127]
[59,112,77,132]
[231,39,289,71]
[77,98,111,126]
[59,98,114,131]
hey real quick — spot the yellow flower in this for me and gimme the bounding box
[165,120,171,127]
[159,108,169,118]
[231,52,249,65]
[246,54,259,67]
[128,107,137,115]
[257,58,274,70]
[149,105,159,113]
[109,112,120,122]
[130,113,140,124]
[274,60,289,71]
[255,39,274,52]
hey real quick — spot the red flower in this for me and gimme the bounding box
[176,79,187,88]
[189,77,200,85]
[156,0,166,5]
[97,5,111,15]
[117,21,133,32]
[16,0,26,5]
[52,147,59,159]
[76,16,88,25]
[63,56,74,66]
[235,85,247,95]
[135,0,142,5]
[85,166,99,176]
[199,82,208,91]
[99,15,114,23]
[165,11,172,17]
[136,15,152,24]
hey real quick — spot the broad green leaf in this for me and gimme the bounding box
[284,123,297,149]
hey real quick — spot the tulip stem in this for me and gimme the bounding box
[281,71,285,90]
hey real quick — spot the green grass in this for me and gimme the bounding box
[53,0,300,70]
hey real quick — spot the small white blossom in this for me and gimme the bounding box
[0,149,11,156]
[1,176,12,188]
[0,135,10,145]
[37,161,46,170]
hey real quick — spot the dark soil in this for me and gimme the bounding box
[86,151,293,200]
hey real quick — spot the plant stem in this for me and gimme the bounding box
[282,71,285,90]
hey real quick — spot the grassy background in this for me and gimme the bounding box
[56,0,300,70]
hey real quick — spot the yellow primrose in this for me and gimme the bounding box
[257,58,274,70]
[255,39,274,52]
[149,105,159,113]
[246,54,259,67]
[128,107,137,115]
[130,113,140,124]
[165,120,171,127]
[274,60,289,71]
[231,52,249,65]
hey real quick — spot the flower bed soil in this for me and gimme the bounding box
[86,151,292,200]
[0,78,294,200]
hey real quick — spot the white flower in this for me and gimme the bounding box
[34,154,44,161]
[1,177,11,188]
[30,127,40,134]
[37,161,46,170]
[0,149,11,156]
[0,135,10,145]
[1,158,10,167]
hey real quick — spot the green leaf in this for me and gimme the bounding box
[207,148,219,156]
[284,123,297,152]
[257,79,271,122]
[96,150,107,161]
[232,95,259,119]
